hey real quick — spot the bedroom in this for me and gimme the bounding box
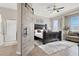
[16,3,79,56]
[0,3,79,56]
[28,3,79,56]
[32,3,79,44]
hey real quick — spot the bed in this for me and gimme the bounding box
[34,24,47,39]
[34,24,62,44]
[34,24,47,41]
[34,29,44,39]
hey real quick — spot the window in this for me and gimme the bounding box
[52,20,59,31]
[70,16,79,32]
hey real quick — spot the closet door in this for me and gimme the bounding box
[21,4,34,55]
[6,20,16,42]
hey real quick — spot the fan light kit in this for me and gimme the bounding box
[47,4,64,13]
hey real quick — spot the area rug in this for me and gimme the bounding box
[39,41,78,55]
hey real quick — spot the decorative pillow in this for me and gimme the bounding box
[37,29,41,33]
[68,32,77,36]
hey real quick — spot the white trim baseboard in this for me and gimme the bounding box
[16,51,21,56]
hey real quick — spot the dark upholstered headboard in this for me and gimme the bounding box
[34,24,47,29]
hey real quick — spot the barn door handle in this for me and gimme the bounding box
[24,27,27,36]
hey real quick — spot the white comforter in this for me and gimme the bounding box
[34,29,44,39]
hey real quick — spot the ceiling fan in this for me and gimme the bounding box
[47,4,64,12]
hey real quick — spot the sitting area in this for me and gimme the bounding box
[66,31,79,43]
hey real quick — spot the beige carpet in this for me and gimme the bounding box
[39,41,78,55]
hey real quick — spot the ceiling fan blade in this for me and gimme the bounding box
[58,7,64,9]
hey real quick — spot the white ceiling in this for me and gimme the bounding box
[31,3,79,17]
[0,3,17,10]
[0,3,79,18]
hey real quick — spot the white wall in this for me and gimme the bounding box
[34,15,51,30]
[0,7,17,42]
[50,17,62,31]
[0,7,17,20]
